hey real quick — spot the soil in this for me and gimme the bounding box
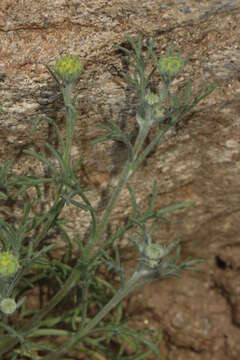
[1,0,240,359]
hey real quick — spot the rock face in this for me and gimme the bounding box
[1,1,240,359]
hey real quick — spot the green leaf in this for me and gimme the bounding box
[45,143,66,176]
[154,200,194,218]
[93,120,134,159]
[147,180,158,213]
[31,115,65,154]
[127,184,141,219]
[45,64,61,86]
[23,149,59,177]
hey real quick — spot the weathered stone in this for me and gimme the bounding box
[1,0,240,359]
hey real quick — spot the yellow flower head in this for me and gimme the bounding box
[0,251,20,277]
[158,55,184,78]
[0,298,17,315]
[55,55,83,84]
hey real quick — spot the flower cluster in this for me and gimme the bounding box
[55,55,83,84]
[0,251,20,278]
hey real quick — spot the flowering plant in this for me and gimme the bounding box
[0,35,215,359]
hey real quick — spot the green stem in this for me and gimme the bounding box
[34,192,65,249]
[132,120,151,161]
[78,271,90,331]
[45,270,147,360]
[63,84,74,167]
[132,114,179,174]
[30,329,73,337]
[88,122,151,254]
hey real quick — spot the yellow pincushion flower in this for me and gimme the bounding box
[0,251,20,277]
[158,55,184,78]
[55,55,83,84]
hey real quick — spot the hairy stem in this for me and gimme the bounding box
[63,83,74,167]
[87,121,151,255]
[45,270,149,360]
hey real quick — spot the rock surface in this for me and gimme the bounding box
[1,0,240,359]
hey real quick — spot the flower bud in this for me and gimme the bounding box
[0,298,17,315]
[143,244,166,269]
[145,92,159,106]
[158,55,184,78]
[55,55,83,84]
[0,251,20,278]
[144,91,165,121]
